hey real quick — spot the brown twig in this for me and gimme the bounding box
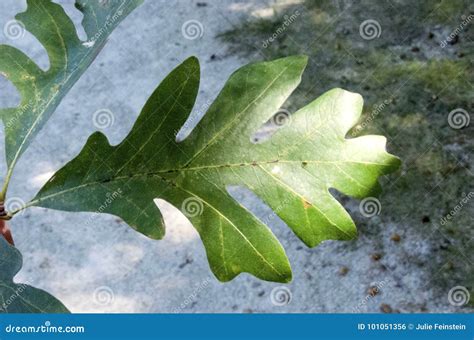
[0,204,14,245]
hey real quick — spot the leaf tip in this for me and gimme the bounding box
[334,87,364,106]
[184,55,199,65]
[88,130,111,147]
[299,54,309,64]
[280,272,293,284]
[284,54,309,73]
[176,56,200,80]
[388,153,402,172]
[376,135,402,173]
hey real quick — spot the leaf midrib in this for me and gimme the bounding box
[32,159,390,209]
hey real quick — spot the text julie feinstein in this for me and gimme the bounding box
[416,323,466,330]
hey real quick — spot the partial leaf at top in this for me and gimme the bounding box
[0,0,142,189]
[0,237,69,313]
[32,55,401,283]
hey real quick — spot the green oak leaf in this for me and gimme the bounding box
[0,238,69,313]
[0,0,142,194]
[32,56,401,283]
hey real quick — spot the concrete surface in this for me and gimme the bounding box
[0,0,471,313]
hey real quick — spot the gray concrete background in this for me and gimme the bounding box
[0,0,471,313]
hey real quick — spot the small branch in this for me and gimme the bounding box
[0,204,14,245]
[0,200,13,220]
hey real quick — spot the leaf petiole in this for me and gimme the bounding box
[0,167,14,202]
